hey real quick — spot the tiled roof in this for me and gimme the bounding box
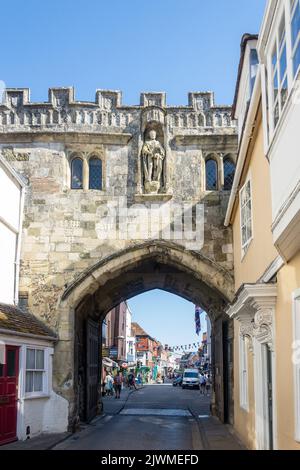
[131,322,150,337]
[0,303,57,340]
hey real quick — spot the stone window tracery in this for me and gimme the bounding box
[89,157,102,190]
[223,158,236,191]
[206,158,218,191]
[71,157,83,189]
[69,152,104,191]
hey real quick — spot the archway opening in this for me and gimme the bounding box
[58,242,234,430]
[101,290,213,417]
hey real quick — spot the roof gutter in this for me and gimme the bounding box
[257,0,277,61]
[224,67,261,227]
[0,328,57,343]
[232,33,259,118]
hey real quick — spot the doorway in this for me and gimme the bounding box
[265,344,274,450]
[0,345,19,445]
[254,340,274,450]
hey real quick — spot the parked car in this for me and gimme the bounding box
[172,375,183,387]
[182,369,200,389]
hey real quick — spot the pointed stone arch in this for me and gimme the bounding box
[60,240,234,320]
[53,240,234,429]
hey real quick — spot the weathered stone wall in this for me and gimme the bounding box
[0,88,237,329]
[0,88,237,423]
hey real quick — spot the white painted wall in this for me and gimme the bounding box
[0,163,21,230]
[0,158,23,305]
[0,334,68,440]
[0,224,17,304]
[269,101,300,219]
[258,0,300,257]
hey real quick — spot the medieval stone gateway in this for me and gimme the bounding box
[0,87,238,430]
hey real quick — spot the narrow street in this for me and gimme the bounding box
[54,384,244,451]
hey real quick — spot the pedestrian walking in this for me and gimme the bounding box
[128,370,137,390]
[113,371,122,399]
[104,372,114,396]
[199,373,206,395]
[137,373,142,385]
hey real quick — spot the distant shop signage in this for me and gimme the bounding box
[102,347,109,358]
[109,347,118,359]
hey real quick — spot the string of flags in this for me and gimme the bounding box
[167,342,202,352]
[163,305,206,352]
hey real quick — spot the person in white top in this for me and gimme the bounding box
[199,373,206,395]
[104,373,114,396]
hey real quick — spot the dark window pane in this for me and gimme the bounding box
[273,72,279,100]
[224,159,236,191]
[293,40,300,76]
[26,349,35,369]
[279,44,287,82]
[34,372,43,392]
[7,350,16,377]
[291,2,300,47]
[206,159,218,191]
[250,49,259,95]
[26,371,33,393]
[274,102,280,128]
[71,158,83,189]
[281,77,288,108]
[89,158,102,190]
[0,364,3,377]
[272,47,277,71]
[36,350,44,370]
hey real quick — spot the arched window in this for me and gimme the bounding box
[89,158,102,190]
[71,157,83,189]
[223,158,236,191]
[206,159,218,191]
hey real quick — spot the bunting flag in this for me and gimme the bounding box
[195,305,203,336]
[163,341,202,351]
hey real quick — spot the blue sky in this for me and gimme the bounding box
[2,0,266,345]
[128,290,207,350]
[1,0,266,106]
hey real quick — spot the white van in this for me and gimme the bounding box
[182,369,200,389]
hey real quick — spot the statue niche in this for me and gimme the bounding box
[141,129,165,194]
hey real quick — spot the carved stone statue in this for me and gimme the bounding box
[141,130,165,194]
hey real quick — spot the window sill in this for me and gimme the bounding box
[24,394,50,401]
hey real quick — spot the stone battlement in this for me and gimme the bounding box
[0,87,236,132]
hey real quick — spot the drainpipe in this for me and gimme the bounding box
[14,183,25,306]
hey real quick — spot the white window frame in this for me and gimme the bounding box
[292,289,300,442]
[269,12,288,131]
[25,347,47,398]
[290,0,300,79]
[264,0,300,145]
[239,334,249,411]
[240,176,253,258]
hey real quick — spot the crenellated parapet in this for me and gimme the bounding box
[0,88,236,134]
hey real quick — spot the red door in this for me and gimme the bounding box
[0,345,19,445]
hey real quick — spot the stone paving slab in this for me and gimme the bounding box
[102,386,143,415]
[120,408,192,417]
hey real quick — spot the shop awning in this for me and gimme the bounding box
[102,357,118,368]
